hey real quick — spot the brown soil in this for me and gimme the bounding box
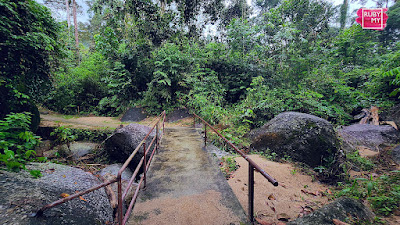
[130,190,241,225]
[228,155,332,224]
[358,146,379,158]
[40,113,194,130]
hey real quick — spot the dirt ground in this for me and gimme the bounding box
[227,155,332,224]
[39,112,195,130]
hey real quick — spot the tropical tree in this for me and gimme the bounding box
[0,0,61,129]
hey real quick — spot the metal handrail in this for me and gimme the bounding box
[34,111,166,225]
[192,113,278,222]
[117,110,166,224]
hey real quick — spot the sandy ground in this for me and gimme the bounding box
[228,155,332,224]
[40,114,123,129]
[129,190,242,225]
[40,113,194,130]
[358,146,379,157]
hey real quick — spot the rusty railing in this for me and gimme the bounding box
[192,113,278,222]
[34,111,166,225]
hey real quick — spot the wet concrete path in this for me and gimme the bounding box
[128,127,248,225]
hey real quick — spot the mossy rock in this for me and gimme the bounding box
[250,112,340,167]
[288,197,374,225]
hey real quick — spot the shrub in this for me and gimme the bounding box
[0,112,42,174]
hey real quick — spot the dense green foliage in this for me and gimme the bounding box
[0,0,61,116]
[36,0,400,131]
[0,0,61,175]
[0,113,44,175]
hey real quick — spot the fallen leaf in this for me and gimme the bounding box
[62,175,66,178]
[267,194,276,200]
[332,219,350,225]
[277,213,290,221]
[79,196,87,202]
[304,205,314,212]
[270,206,276,213]
[44,169,55,174]
[280,183,287,188]
[60,193,70,198]
[301,190,317,196]
[299,205,313,216]
[255,218,273,225]
[327,189,332,195]
[74,182,77,184]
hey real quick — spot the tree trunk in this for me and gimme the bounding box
[65,0,70,29]
[72,0,79,57]
[160,0,166,15]
[340,0,348,30]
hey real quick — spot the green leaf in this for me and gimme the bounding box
[29,170,42,178]
[367,182,373,196]
[4,150,15,160]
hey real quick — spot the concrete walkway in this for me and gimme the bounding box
[128,127,248,225]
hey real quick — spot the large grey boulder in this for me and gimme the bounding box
[250,112,339,167]
[391,145,400,164]
[53,142,98,160]
[338,124,400,151]
[0,163,113,225]
[288,197,374,225]
[97,164,136,204]
[381,104,400,128]
[166,108,190,122]
[121,107,147,122]
[105,124,156,170]
[97,163,133,181]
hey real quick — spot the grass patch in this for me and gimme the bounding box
[345,150,375,171]
[219,156,239,178]
[335,170,400,216]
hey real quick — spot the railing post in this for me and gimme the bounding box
[156,123,159,153]
[143,143,147,188]
[248,162,254,223]
[117,175,123,225]
[204,123,207,147]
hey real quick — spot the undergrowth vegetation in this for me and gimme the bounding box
[0,113,44,177]
[336,170,400,216]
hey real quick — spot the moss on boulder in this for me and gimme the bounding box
[250,112,340,167]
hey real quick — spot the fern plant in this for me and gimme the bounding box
[383,67,400,98]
